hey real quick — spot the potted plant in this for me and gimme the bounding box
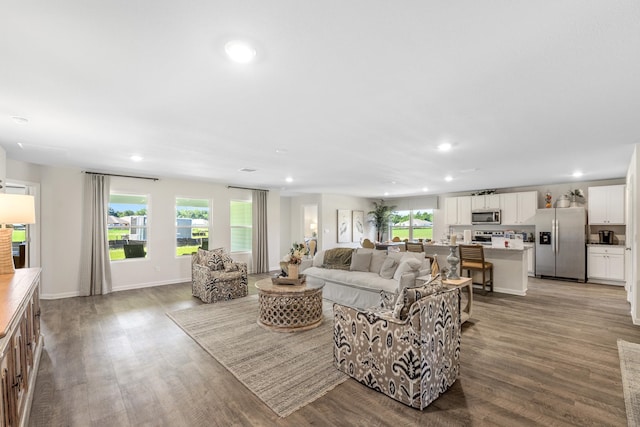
[368,200,397,242]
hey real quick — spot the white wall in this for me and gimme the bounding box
[6,162,283,299]
[283,193,374,255]
[319,194,373,250]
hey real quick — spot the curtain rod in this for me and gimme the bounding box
[84,171,159,181]
[227,185,269,192]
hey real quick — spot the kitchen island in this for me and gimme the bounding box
[424,243,530,296]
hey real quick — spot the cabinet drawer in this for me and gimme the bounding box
[588,246,624,256]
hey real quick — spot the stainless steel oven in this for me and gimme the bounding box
[471,209,501,225]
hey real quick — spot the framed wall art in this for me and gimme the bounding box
[352,210,364,243]
[337,209,352,243]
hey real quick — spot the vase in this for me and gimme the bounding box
[288,263,299,279]
[446,245,460,280]
[570,195,579,207]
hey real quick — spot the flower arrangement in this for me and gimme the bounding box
[567,188,585,199]
[284,243,308,265]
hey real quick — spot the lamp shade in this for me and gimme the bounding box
[0,194,36,224]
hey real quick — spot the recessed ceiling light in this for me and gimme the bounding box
[130,155,143,162]
[239,168,257,172]
[225,40,256,64]
[572,171,583,178]
[422,187,429,192]
[11,116,28,124]
[17,142,24,149]
[275,148,288,154]
[438,142,452,152]
[445,175,453,182]
[384,192,389,196]
[285,177,293,183]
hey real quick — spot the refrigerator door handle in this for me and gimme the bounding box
[555,219,559,253]
[551,219,556,253]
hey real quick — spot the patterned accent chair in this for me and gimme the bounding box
[192,248,248,303]
[333,286,461,409]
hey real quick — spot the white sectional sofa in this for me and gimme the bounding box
[301,247,430,309]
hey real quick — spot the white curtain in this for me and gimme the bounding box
[252,189,269,273]
[79,174,112,295]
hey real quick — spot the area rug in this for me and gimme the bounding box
[618,339,640,426]
[166,295,348,418]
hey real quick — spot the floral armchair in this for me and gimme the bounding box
[191,248,248,303]
[333,286,461,409]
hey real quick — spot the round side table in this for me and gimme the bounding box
[254,278,325,332]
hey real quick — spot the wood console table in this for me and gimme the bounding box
[0,268,43,427]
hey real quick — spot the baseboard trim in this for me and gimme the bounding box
[41,278,191,299]
[493,287,527,296]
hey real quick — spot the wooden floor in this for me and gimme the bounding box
[28,275,637,426]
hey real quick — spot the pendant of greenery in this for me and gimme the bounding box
[368,200,397,242]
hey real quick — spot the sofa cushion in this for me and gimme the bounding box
[304,266,400,293]
[380,257,398,279]
[350,252,372,272]
[392,280,444,320]
[323,248,354,270]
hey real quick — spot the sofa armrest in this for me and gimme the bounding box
[300,258,313,272]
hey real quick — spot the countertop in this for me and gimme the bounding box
[586,243,626,247]
[424,242,531,251]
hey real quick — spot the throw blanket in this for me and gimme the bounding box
[323,248,354,270]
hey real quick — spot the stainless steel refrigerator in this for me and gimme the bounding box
[535,207,587,281]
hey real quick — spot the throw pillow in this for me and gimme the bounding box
[379,258,398,279]
[392,258,423,280]
[198,248,224,271]
[350,252,372,272]
[392,282,444,320]
[220,253,239,272]
[369,250,388,274]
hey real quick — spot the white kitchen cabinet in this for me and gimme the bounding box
[588,185,625,224]
[500,191,538,225]
[444,196,471,225]
[471,194,500,210]
[525,244,535,276]
[587,246,625,283]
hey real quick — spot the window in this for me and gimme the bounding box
[390,209,433,241]
[108,194,149,261]
[230,200,252,252]
[176,197,209,256]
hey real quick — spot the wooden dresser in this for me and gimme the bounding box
[0,269,43,427]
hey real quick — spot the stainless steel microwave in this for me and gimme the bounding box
[471,209,501,225]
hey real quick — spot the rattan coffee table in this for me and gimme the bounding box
[254,278,325,332]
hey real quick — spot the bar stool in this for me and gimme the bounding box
[458,244,493,292]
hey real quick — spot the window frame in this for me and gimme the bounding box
[230,199,252,253]
[108,193,150,261]
[390,209,434,242]
[175,197,210,257]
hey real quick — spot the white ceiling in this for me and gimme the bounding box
[1,1,639,198]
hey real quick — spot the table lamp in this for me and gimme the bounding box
[0,193,36,275]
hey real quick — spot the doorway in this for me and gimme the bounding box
[6,182,39,268]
